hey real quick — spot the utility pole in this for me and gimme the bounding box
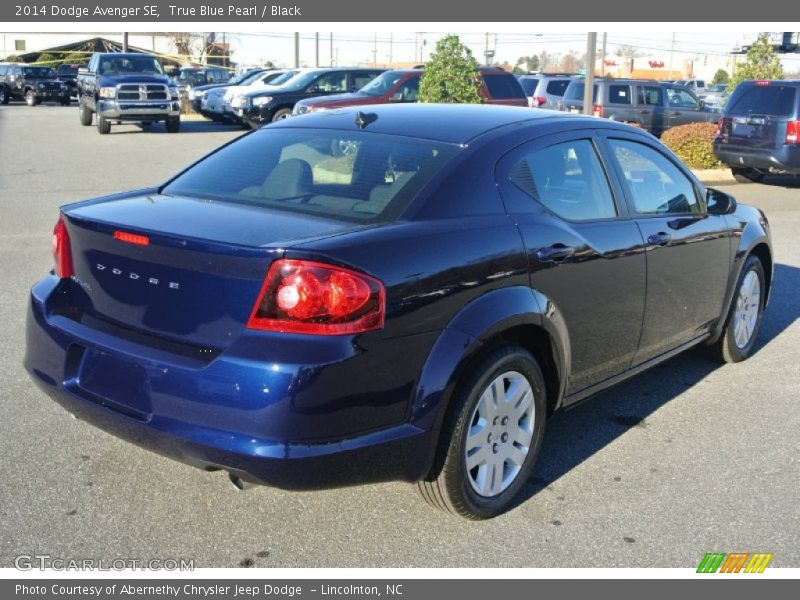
[330,33,333,67]
[315,33,319,67]
[583,32,597,116]
[668,32,676,79]
[294,32,300,68]
[373,33,377,66]
[122,32,128,52]
[600,32,607,76]
[389,33,393,65]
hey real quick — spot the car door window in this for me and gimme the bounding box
[396,77,419,102]
[609,139,700,215]
[509,139,617,221]
[609,84,632,105]
[637,86,663,106]
[667,87,699,109]
[352,73,377,90]
[312,72,347,92]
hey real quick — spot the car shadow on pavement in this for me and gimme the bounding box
[513,262,800,509]
[759,175,800,188]
[111,120,245,135]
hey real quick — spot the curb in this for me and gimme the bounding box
[691,169,736,187]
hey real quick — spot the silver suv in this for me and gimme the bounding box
[516,73,576,109]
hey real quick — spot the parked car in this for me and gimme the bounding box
[219,70,300,122]
[173,66,230,99]
[702,83,730,111]
[676,78,710,96]
[236,67,386,126]
[517,73,575,109]
[24,104,772,519]
[560,78,717,135]
[77,53,181,134]
[189,68,267,113]
[0,63,70,106]
[293,67,526,116]
[713,79,800,182]
[199,70,294,122]
[56,64,81,100]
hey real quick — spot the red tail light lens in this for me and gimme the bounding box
[114,230,150,246]
[248,259,385,335]
[533,96,547,107]
[786,120,799,144]
[52,215,74,279]
[592,104,604,118]
[715,117,723,136]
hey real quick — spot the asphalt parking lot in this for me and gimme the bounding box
[1,104,798,568]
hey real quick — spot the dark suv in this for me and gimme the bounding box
[0,63,70,106]
[560,78,716,136]
[713,80,800,182]
[174,66,230,99]
[56,64,81,100]
[236,67,386,126]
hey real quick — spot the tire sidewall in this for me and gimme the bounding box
[447,348,547,518]
[272,108,292,122]
[723,256,766,361]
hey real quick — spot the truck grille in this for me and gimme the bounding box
[117,84,169,101]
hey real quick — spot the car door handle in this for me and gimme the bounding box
[647,232,672,247]
[536,244,575,262]
[640,109,651,114]
[670,111,682,116]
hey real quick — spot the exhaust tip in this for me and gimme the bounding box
[228,472,256,491]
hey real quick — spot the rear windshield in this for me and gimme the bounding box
[518,78,539,96]
[483,74,525,99]
[726,84,798,117]
[545,79,571,96]
[162,129,460,223]
[564,82,598,102]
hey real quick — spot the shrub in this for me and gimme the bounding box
[418,35,483,104]
[661,122,721,170]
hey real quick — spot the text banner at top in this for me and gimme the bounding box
[2,0,797,22]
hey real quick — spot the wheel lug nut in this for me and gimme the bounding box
[492,443,499,454]
[493,417,499,425]
[487,433,493,443]
[501,433,508,442]
[501,417,508,426]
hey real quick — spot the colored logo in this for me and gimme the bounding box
[697,552,773,573]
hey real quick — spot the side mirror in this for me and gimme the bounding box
[706,188,736,215]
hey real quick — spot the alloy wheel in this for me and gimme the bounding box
[733,270,761,349]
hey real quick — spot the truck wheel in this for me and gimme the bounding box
[271,108,293,122]
[417,344,547,519]
[96,114,111,134]
[25,90,39,106]
[731,167,764,184]
[0,87,8,105]
[79,100,93,126]
[165,116,180,133]
[60,96,71,106]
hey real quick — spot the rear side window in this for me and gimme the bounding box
[519,78,539,96]
[609,85,632,105]
[609,139,700,215]
[483,74,525,99]
[564,82,598,102]
[509,139,617,221]
[162,129,459,223]
[726,84,798,117]
[0,65,7,77]
[545,79,570,96]
[637,86,663,106]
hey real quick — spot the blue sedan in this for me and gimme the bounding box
[25,104,772,518]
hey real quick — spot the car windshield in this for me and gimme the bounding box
[518,78,539,96]
[267,70,300,86]
[178,70,208,84]
[162,128,461,223]
[97,56,164,76]
[23,67,55,78]
[281,70,327,91]
[360,71,407,96]
[57,66,78,76]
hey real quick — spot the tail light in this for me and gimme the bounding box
[532,96,547,107]
[52,215,74,279]
[786,120,799,144]
[715,117,723,136]
[248,259,385,335]
[592,104,604,118]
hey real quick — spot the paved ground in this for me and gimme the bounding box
[0,104,798,568]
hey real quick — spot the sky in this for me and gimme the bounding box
[221,31,800,71]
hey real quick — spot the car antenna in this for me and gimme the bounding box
[355,111,378,129]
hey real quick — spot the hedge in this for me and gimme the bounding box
[660,122,721,170]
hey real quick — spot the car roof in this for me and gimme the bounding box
[269,103,569,144]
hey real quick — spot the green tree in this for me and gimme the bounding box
[731,34,784,87]
[35,53,58,66]
[418,35,483,104]
[515,55,540,74]
[711,69,729,86]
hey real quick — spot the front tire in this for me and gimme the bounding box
[731,167,765,184]
[708,255,766,363]
[165,116,180,133]
[79,100,93,126]
[418,344,547,519]
[271,108,292,122]
[0,87,8,105]
[25,90,38,106]
[96,113,111,134]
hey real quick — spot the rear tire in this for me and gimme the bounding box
[96,113,111,134]
[731,167,765,184]
[0,87,8,105]
[708,255,766,363]
[79,100,93,126]
[271,108,292,122]
[165,116,180,133]
[417,344,547,519]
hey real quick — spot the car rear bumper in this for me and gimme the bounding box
[713,143,800,175]
[98,99,181,121]
[24,276,435,490]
